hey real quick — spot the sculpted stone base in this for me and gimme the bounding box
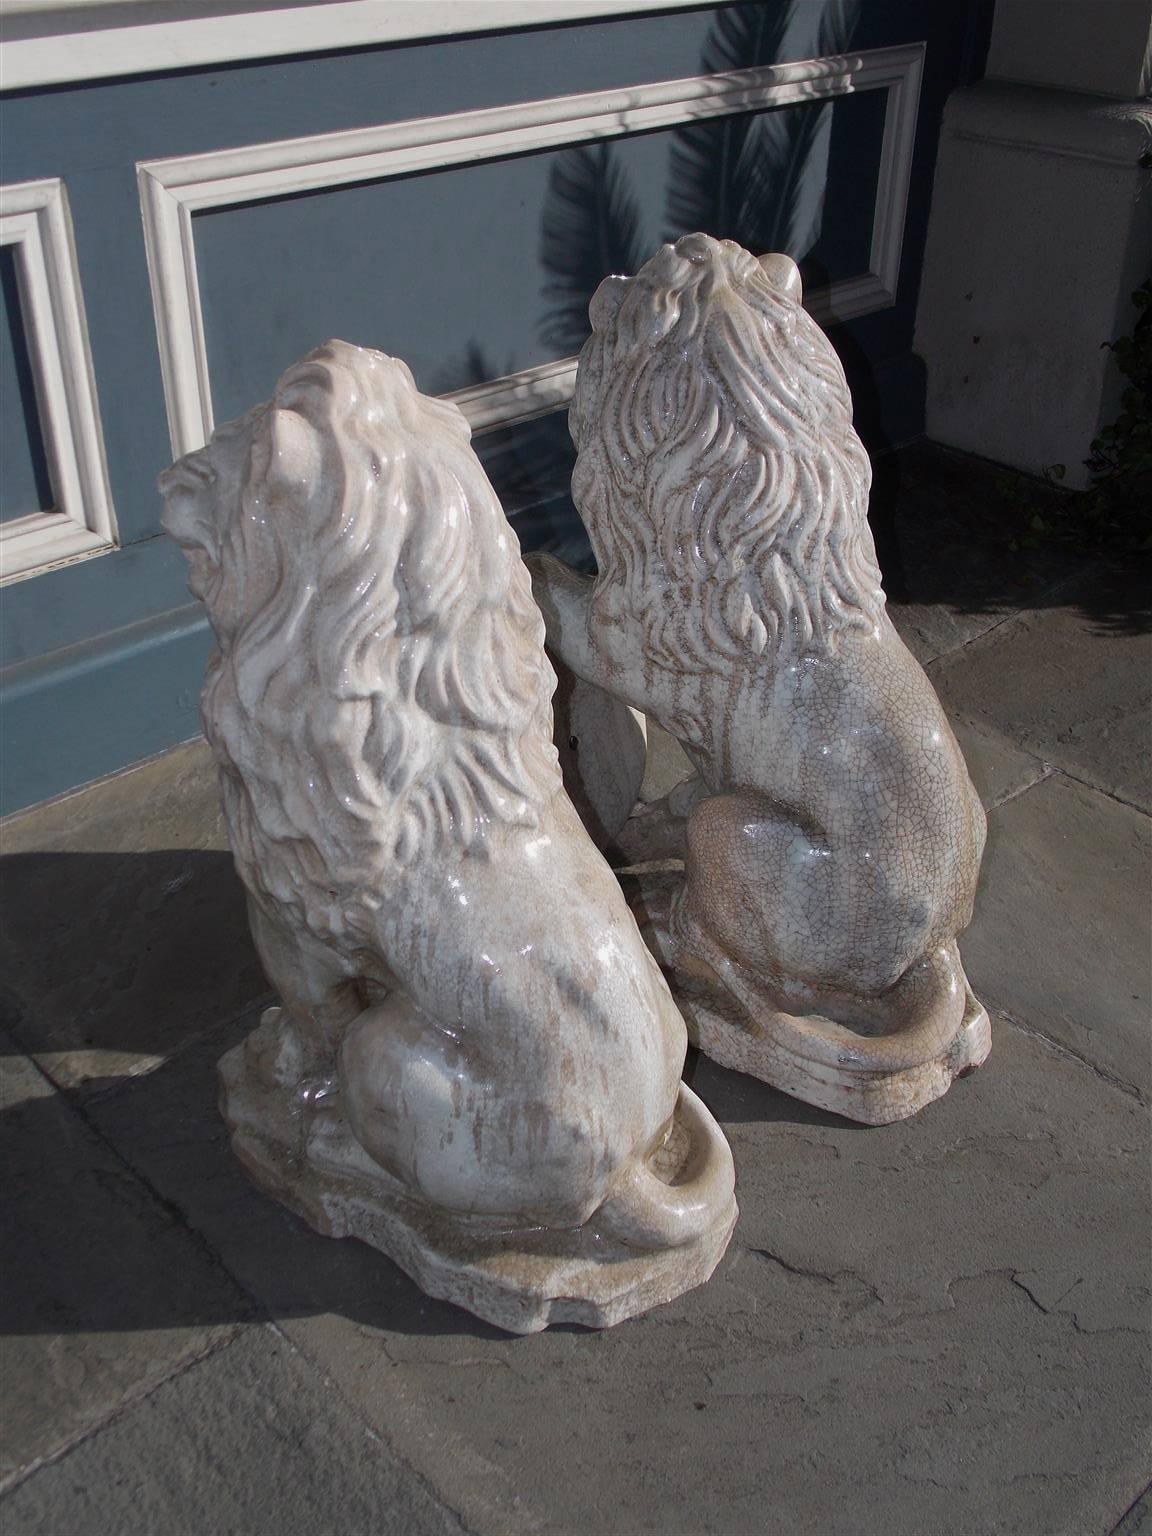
[220,1010,738,1335]
[627,875,991,1127]
[673,979,990,1127]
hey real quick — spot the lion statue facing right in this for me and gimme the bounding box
[530,234,990,1126]
[160,340,735,1332]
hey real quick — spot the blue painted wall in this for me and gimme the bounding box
[196,88,885,420]
[0,2,992,815]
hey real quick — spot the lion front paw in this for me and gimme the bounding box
[245,1006,308,1088]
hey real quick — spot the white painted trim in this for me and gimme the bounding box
[0,1,729,92]
[446,355,579,433]
[138,43,925,458]
[0,179,117,586]
[865,40,924,309]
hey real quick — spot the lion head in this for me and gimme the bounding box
[160,341,561,941]
[570,233,884,670]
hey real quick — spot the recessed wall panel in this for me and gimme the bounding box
[196,91,887,425]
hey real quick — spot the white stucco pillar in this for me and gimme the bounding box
[914,0,1152,485]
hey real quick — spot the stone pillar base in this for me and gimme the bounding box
[915,79,1151,487]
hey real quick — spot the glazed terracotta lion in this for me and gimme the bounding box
[530,235,990,1125]
[160,340,735,1331]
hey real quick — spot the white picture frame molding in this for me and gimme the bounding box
[0,179,117,585]
[138,42,925,459]
[1,2,734,93]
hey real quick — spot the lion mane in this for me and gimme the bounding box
[160,340,561,942]
[570,233,884,670]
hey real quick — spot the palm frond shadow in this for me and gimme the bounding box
[427,339,515,400]
[665,0,861,259]
[539,141,644,357]
[529,2,867,382]
[478,411,591,570]
[444,4,869,571]
[664,1,793,242]
[433,339,590,569]
[429,136,647,569]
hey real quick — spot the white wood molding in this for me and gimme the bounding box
[445,356,579,433]
[0,178,117,585]
[138,42,925,458]
[1,2,721,92]
[865,40,925,308]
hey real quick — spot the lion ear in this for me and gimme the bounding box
[262,407,320,493]
[589,275,628,332]
[758,252,803,302]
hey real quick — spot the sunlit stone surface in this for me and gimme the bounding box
[160,340,735,1332]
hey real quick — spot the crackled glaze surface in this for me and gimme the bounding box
[551,659,648,850]
[529,235,990,1124]
[160,340,735,1330]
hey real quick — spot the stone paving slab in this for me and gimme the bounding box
[929,567,1152,812]
[73,1011,537,1535]
[80,1004,1150,1536]
[0,1036,247,1484]
[949,717,1047,810]
[1,1327,465,1536]
[962,773,1151,1098]
[1117,1489,1152,1535]
[0,740,269,1095]
[878,445,1082,668]
[888,595,1006,671]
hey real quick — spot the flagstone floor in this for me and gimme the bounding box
[1,445,1148,1535]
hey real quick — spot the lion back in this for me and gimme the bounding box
[163,340,562,946]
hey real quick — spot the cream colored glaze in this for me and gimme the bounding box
[160,340,735,1330]
[529,235,990,1124]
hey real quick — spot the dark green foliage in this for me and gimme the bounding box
[1016,279,1152,557]
[1081,277,1152,549]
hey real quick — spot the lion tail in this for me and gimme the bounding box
[717,941,977,1076]
[595,1082,735,1250]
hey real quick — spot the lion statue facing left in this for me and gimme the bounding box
[160,340,735,1333]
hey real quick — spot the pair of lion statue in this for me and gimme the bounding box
[160,233,987,1333]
